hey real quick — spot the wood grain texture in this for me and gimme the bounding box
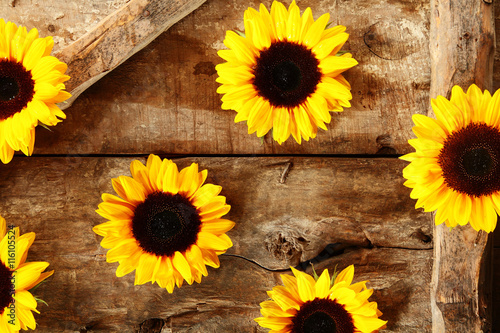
[428,0,495,332]
[28,0,430,155]
[494,246,500,332]
[494,0,500,91]
[0,156,432,332]
[1,0,122,53]
[54,0,207,109]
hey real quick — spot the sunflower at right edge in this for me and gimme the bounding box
[401,84,500,233]
[216,1,358,144]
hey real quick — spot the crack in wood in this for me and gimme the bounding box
[224,244,432,274]
[279,162,293,184]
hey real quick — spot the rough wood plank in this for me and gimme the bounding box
[428,0,495,332]
[180,157,432,270]
[3,0,207,109]
[0,156,432,332]
[494,0,500,90]
[30,0,430,155]
[1,0,121,53]
[494,246,500,332]
[55,0,207,109]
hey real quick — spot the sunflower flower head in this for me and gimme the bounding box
[255,265,387,333]
[401,84,500,233]
[93,154,235,293]
[216,1,357,144]
[0,215,54,333]
[0,19,71,164]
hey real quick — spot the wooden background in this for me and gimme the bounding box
[0,0,497,332]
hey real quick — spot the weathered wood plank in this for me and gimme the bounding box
[54,0,207,109]
[494,0,500,90]
[27,0,430,155]
[3,0,208,109]
[0,156,432,331]
[1,0,120,53]
[428,0,495,332]
[494,247,500,332]
[30,249,431,333]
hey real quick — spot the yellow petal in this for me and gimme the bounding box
[315,269,331,299]
[172,251,193,284]
[290,267,315,302]
[303,13,330,48]
[196,232,233,250]
[200,219,235,235]
[134,253,157,285]
[335,265,354,285]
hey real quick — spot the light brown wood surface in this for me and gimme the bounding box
[54,0,208,109]
[0,157,431,332]
[428,0,495,332]
[1,0,120,53]
[24,0,431,156]
[1,0,499,332]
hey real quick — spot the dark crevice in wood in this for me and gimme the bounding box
[224,243,432,273]
[138,318,168,333]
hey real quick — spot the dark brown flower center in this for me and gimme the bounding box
[0,263,14,314]
[253,41,322,108]
[0,60,35,120]
[132,192,201,257]
[291,298,354,333]
[438,122,500,197]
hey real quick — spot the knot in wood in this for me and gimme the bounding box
[376,134,397,154]
[265,230,304,264]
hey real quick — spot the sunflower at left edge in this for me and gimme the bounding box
[93,154,235,293]
[0,215,54,333]
[0,19,70,164]
[216,1,358,144]
[401,84,500,233]
[255,265,387,333]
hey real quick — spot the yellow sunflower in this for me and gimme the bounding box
[255,265,386,333]
[216,1,357,144]
[93,154,235,293]
[0,215,54,332]
[0,19,70,164]
[401,84,500,233]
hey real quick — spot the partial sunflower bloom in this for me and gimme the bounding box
[0,215,54,333]
[255,265,386,333]
[216,1,357,144]
[401,84,500,233]
[93,154,235,293]
[0,19,70,164]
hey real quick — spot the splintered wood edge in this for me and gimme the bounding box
[54,0,207,110]
[429,0,495,332]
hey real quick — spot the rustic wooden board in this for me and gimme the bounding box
[493,0,500,91]
[1,0,121,52]
[428,0,495,332]
[25,0,431,155]
[494,246,500,331]
[0,156,431,332]
[2,0,499,331]
[5,0,209,109]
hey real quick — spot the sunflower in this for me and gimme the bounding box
[0,215,54,332]
[0,19,70,164]
[93,154,235,293]
[216,1,357,144]
[401,84,500,233]
[255,265,386,333]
